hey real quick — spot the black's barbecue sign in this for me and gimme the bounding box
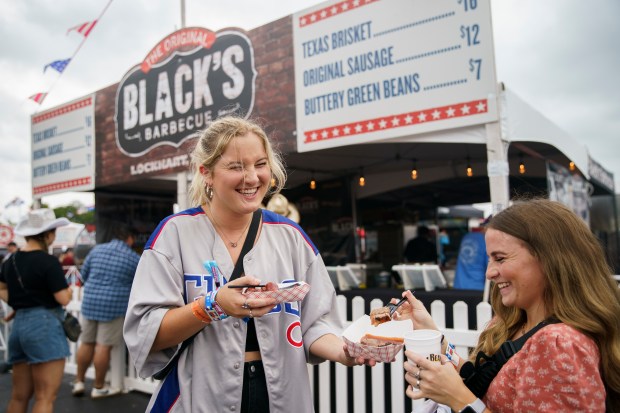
[115,27,256,157]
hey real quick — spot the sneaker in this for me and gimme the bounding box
[72,381,85,397]
[91,385,121,399]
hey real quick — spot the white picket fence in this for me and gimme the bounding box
[1,282,492,412]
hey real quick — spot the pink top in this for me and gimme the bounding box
[484,323,605,412]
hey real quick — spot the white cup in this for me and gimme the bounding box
[404,329,442,393]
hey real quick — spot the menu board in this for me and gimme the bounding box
[293,0,498,152]
[30,95,96,197]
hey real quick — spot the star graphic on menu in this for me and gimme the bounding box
[476,101,487,112]
[332,128,340,137]
[391,117,400,126]
[418,112,427,122]
[461,104,471,115]
[432,110,441,120]
[446,107,456,117]
[405,114,414,124]
[366,121,375,130]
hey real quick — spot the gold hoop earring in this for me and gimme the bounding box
[205,184,214,200]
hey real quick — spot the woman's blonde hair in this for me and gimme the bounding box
[474,198,620,410]
[188,116,286,206]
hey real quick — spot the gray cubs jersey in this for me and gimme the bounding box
[124,207,344,412]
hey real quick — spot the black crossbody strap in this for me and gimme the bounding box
[153,209,262,381]
[11,254,26,290]
[493,318,558,365]
[229,209,262,281]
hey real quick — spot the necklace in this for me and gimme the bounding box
[208,207,252,248]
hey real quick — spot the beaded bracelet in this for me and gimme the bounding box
[191,298,212,324]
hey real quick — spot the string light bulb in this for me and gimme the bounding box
[359,169,366,187]
[569,161,576,171]
[466,157,473,177]
[309,171,316,190]
[411,159,418,180]
[518,153,526,174]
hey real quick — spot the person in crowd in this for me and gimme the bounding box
[0,209,73,413]
[394,199,620,412]
[124,116,374,413]
[438,228,450,268]
[59,247,75,267]
[2,241,18,263]
[453,217,490,290]
[72,224,140,398]
[404,225,437,263]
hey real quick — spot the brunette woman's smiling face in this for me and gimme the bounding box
[207,132,270,216]
[485,228,547,313]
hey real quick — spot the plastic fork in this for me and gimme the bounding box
[386,291,414,316]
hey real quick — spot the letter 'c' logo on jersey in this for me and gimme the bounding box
[286,321,303,348]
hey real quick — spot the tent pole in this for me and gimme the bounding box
[483,118,510,302]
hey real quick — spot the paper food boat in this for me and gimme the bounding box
[343,315,413,363]
[242,281,310,304]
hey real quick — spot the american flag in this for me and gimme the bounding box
[44,58,71,73]
[67,20,98,37]
[28,93,48,104]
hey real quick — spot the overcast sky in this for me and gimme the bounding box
[1,0,618,223]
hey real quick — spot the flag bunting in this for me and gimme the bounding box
[29,93,48,104]
[44,58,71,73]
[67,20,98,37]
[4,197,25,208]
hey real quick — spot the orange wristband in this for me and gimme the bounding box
[191,298,212,324]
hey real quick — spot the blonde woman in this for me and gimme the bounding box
[124,116,372,413]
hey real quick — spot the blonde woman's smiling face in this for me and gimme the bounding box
[207,132,270,216]
[485,228,546,313]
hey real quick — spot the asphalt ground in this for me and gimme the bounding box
[0,366,150,413]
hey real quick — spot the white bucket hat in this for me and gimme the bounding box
[14,208,70,237]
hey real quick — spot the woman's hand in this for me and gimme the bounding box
[341,343,379,367]
[404,351,475,411]
[392,290,438,331]
[216,275,277,318]
[309,334,377,367]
